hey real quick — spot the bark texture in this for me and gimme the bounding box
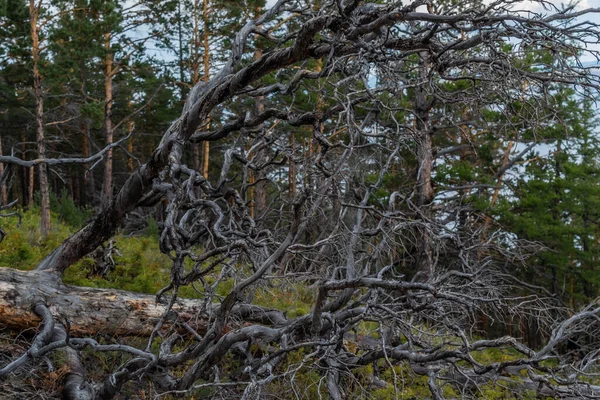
[29,0,51,236]
[0,268,206,337]
[101,32,114,207]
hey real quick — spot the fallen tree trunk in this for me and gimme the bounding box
[0,267,207,337]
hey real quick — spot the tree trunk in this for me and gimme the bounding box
[289,133,296,197]
[414,52,434,280]
[20,132,27,207]
[252,7,267,218]
[127,122,135,173]
[0,134,6,205]
[248,142,255,219]
[29,165,34,210]
[0,267,207,337]
[81,122,91,207]
[79,49,94,207]
[0,267,283,338]
[201,0,210,180]
[30,0,51,236]
[177,0,187,100]
[101,32,114,207]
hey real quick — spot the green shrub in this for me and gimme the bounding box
[57,189,89,227]
[145,216,159,237]
[35,189,90,228]
[0,209,71,270]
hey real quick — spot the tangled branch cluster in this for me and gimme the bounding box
[2,1,600,399]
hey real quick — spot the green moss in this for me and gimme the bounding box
[471,347,523,365]
[253,281,315,318]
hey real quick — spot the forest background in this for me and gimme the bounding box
[2,0,597,311]
[1,0,600,398]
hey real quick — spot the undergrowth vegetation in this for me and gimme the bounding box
[0,202,321,308]
[0,204,552,399]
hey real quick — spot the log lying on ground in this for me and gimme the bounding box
[0,267,207,337]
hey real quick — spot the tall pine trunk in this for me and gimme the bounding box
[0,134,7,205]
[189,0,201,171]
[252,4,266,218]
[201,0,210,179]
[29,0,51,236]
[101,32,114,207]
[81,121,93,207]
[289,133,296,198]
[414,52,434,280]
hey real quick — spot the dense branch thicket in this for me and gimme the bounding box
[1,0,600,399]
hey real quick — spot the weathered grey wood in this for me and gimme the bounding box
[52,325,94,400]
[0,303,54,378]
[0,268,206,337]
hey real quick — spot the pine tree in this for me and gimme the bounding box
[500,92,600,307]
[0,0,30,206]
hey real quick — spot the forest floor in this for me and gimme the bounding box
[0,207,549,399]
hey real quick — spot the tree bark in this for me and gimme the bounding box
[20,132,27,207]
[289,133,296,197]
[101,32,114,207]
[0,267,207,337]
[0,267,284,338]
[414,72,433,205]
[29,165,34,209]
[81,121,92,207]
[201,0,210,180]
[414,52,434,280]
[30,0,51,236]
[127,121,135,173]
[251,5,267,219]
[0,134,7,205]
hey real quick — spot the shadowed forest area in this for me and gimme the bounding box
[1,0,600,399]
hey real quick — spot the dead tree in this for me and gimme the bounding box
[1,1,600,399]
